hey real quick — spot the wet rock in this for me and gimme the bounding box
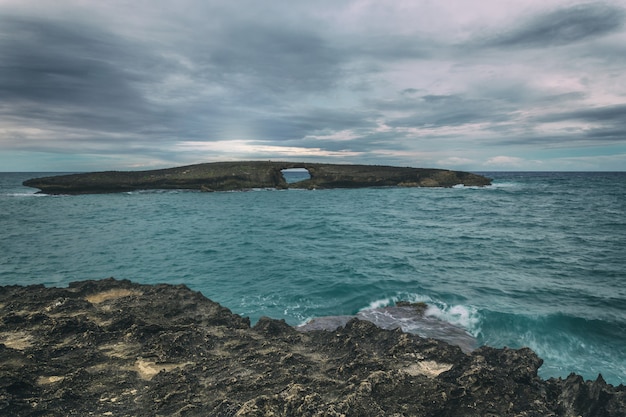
[297,302,477,353]
[1,278,624,416]
[549,373,626,417]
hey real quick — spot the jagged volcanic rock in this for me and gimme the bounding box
[0,279,623,416]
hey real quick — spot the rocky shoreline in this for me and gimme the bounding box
[22,161,491,194]
[1,279,624,416]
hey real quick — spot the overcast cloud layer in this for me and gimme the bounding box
[1,0,625,171]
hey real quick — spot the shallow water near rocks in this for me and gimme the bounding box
[1,171,625,384]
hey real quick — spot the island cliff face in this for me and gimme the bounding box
[1,279,624,417]
[22,161,491,194]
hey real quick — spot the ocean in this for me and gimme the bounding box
[1,170,624,385]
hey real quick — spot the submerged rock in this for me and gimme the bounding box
[297,302,477,354]
[22,161,492,194]
[0,278,624,416]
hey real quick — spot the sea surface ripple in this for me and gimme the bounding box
[1,171,624,384]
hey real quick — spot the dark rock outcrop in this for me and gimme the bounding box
[22,161,491,194]
[1,279,623,416]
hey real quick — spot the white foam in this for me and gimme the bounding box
[359,293,482,336]
[5,192,47,197]
[424,303,482,337]
[363,297,394,310]
[361,293,433,311]
[453,184,494,190]
[488,182,519,188]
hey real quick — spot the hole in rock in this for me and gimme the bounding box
[281,168,311,184]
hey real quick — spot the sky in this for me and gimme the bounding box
[1,0,626,172]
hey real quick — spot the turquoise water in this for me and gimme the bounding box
[1,171,625,385]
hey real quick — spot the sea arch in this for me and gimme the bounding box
[280,167,311,184]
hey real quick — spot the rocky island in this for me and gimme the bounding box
[22,161,491,194]
[1,279,624,416]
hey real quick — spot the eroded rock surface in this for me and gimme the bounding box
[0,279,624,416]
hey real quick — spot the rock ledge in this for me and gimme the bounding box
[1,279,623,416]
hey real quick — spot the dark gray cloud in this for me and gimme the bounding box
[482,3,625,48]
[0,16,173,134]
[250,107,378,142]
[0,11,365,148]
[0,17,142,103]
[204,23,343,94]
[1,0,625,171]
[538,103,626,123]
[482,103,626,147]
[371,93,514,129]
[535,104,626,142]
